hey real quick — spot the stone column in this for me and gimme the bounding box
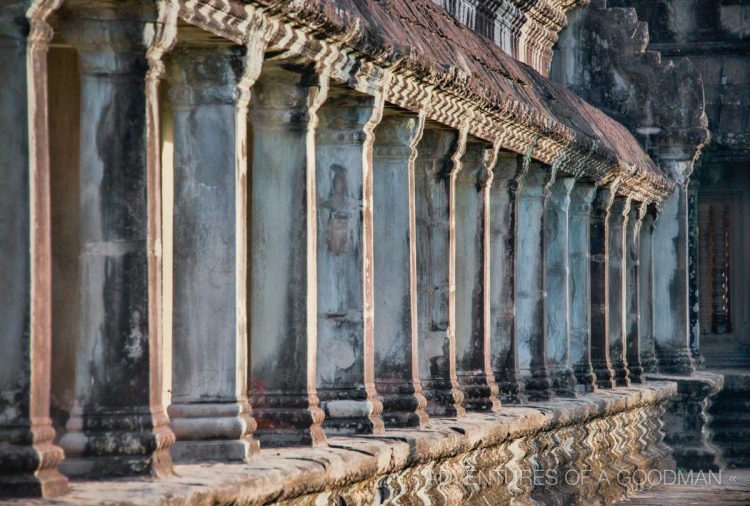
[639,204,658,373]
[488,153,527,403]
[415,128,465,416]
[569,183,597,392]
[372,113,429,428]
[315,90,385,434]
[652,160,696,374]
[590,185,617,389]
[545,177,576,397]
[166,46,257,462]
[454,142,501,411]
[249,67,328,446]
[58,10,175,477]
[0,1,69,497]
[687,183,703,367]
[516,161,555,401]
[626,203,646,383]
[608,197,631,387]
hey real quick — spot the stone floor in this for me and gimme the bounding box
[619,468,750,505]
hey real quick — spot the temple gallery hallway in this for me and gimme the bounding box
[619,469,750,505]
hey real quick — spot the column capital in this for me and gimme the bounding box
[610,196,632,220]
[570,183,597,214]
[373,114,422,157]
[546,176,575,210]
[167,46,245,107]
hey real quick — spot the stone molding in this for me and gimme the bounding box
[173,0,673,204]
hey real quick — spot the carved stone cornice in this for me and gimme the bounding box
[175,0,674,204]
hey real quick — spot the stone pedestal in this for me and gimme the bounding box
[415,128,466,416]
[58,12,174,478]
[372,113,429,428]
[166,47,257,461]
[0,2,69,497]
[488,153,527,403]
[249,67,328,446]
[454,142,500,411]
[315,91,384,434]
[626,203,646,383]
[545,177,576,397]
[652,160,696,375]
[590,185,617,389]
[638,204,659,373]
[569,183,598,392]
[608,197,631,387]
[516,161,555,401]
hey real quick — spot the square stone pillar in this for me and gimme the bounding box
[569,183,598,392]
[608,196,631,387]
[590,185,617,389]
[545,177,577,397]
[372,113,429,428]
[248,67,328,446]
[454,142,501,412]
[638,204,659,373]
[58,8,174,478]
[488,153,527,403]
[652,161,696,375]
[626,202,647,383]
[414,127,465,417]
[516,161,555,401]
[0,1,68,497]
[166,46,258,462]
[315,90,385,434]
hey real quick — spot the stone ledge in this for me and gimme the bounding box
[9,382,677,505]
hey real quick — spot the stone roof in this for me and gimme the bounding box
[187,0,676,201]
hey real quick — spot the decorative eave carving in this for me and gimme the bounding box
[175,0,673,203]
[551,2,710,188]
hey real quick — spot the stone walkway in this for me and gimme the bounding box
[620,469,750,505]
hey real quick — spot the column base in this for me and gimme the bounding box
[422,378,466,417]
[494,370,528,404]
[0,421,69,499]
[593,361,616,389]
[0,468,69,499]
[376,379,430,428]
[167,401,258,463]
[457,372,501,412]
[640,351,659,373]
[654,346,695,375]
[573,363,598,393]
[551,367,578,398]
[318,387,385,435]
[251,391,328,447]
[523,369,556,402]
[628,363,645,384]
[612,360,631,387]
[59,405,174,478]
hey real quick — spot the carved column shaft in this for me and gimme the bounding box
[249,67,328,446]
[59,11,174,477]
[652,161,695,375]
[608,196,631,387]
[372,112,429,428]
[415,128,465,417]
[516,161,555,401]
[454,142,500,411]
[0,1,68,497]
[687,183,702,366]
[315,90,385,434]
[639,205,658,373]
[626,203,646,383]
[166,46,257,462]
[590,185,617,388]
[545,176,576,397]
[488,153,527,403]
[569,183,598,392]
